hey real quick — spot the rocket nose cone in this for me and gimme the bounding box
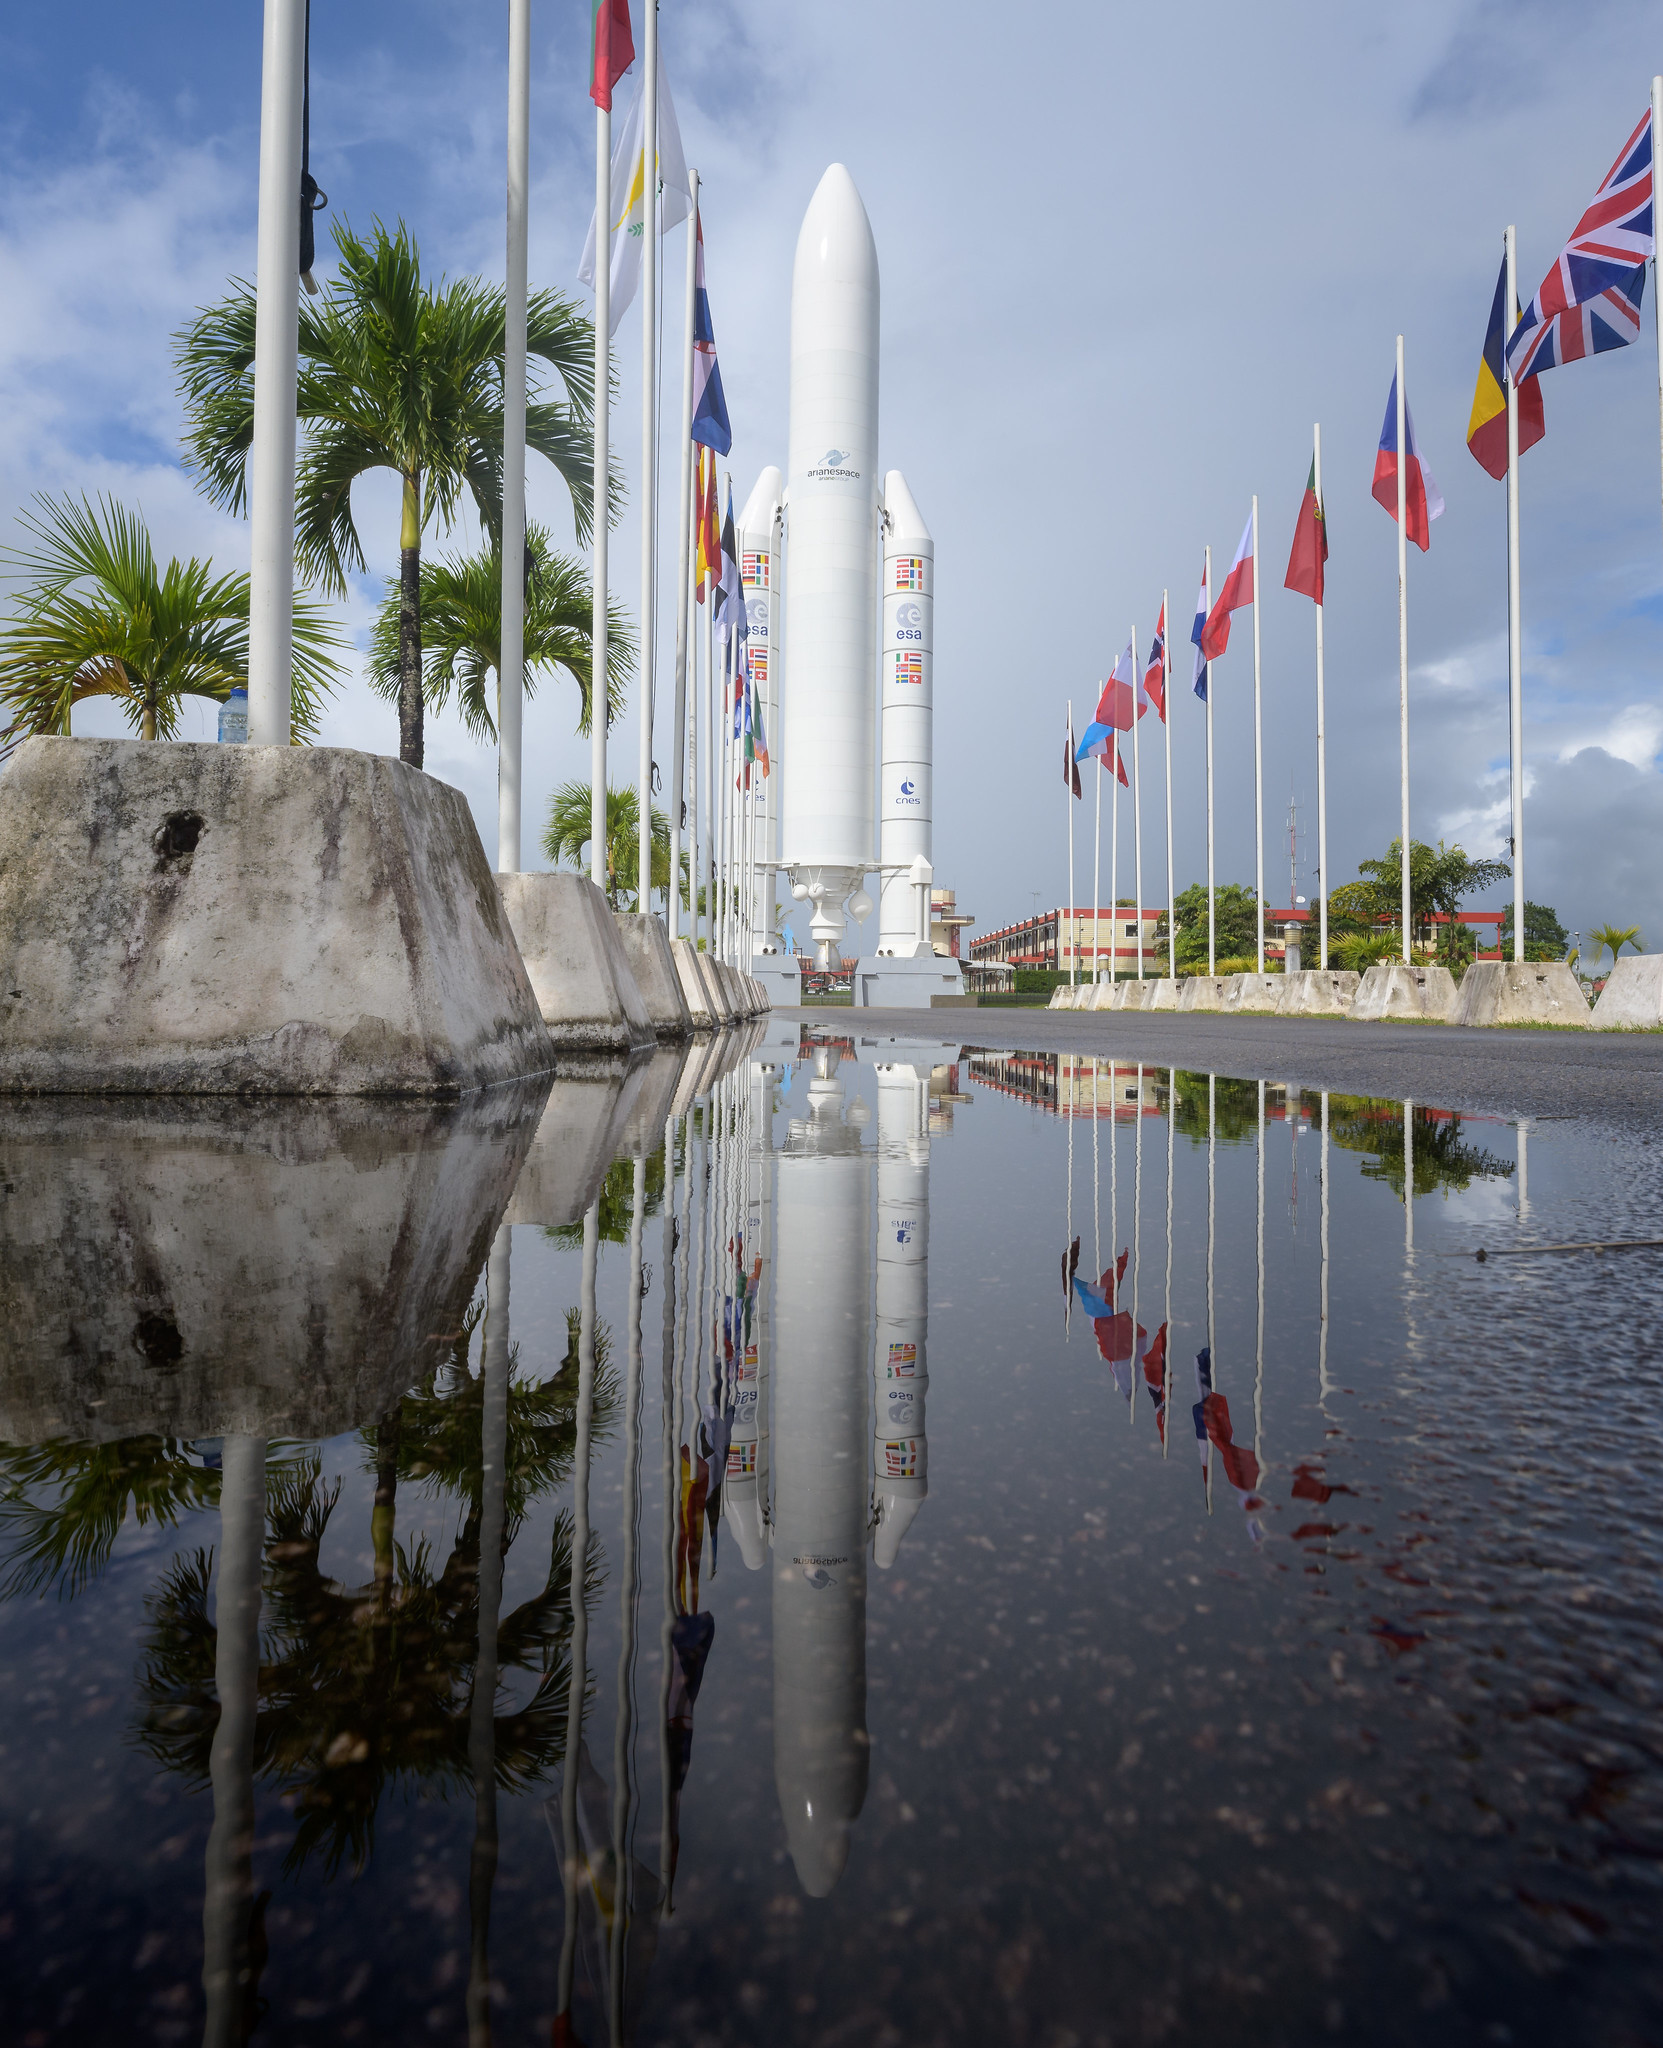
[794,162,878,296]
[786,1809,852,1898]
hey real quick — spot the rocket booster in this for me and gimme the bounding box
[781,165,880,964]
[738,468,784,956]
[878,473,934,957]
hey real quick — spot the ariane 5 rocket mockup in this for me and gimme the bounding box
[742,164,962,1001]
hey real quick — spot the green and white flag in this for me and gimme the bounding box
[578,43,690,337]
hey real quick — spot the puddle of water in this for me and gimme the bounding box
[1,1025,1660,2046]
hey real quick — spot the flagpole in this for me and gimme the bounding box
[686,470,700,942]
[1067,699,1076,988]
[669,175,700,938]
[498,0,529,873]
[703,554,715,949]
[589,94,611,894]
[1110,724,1119,989]
[1653,77,1663,565]
[1162,591,1175,980]
[1204,546,1215,976]
[1132,623,1144,980]
[1314,423,1328,970]
[635,0,660,910]
[1396,335,1410,963]
[1251,493,1263,974]
[1092,743,1102,986]
[1505,228,1524,963]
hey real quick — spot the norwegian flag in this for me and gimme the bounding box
[1508,108,1655,381]
[1142,602,1167,722]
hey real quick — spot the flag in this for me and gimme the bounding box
[1097,641,1136,730]
[1467,257,1547,480]
[1507,109,1655,383]
[1372,371,1444,552]
[690,212,732,455]
[1201,512,1253,660]
[1064,712,1081,798]
[578,43,691,336]
[588,0,634,110]
[1283,458,1329,604]
[1190,564,1209,701]
[694,443,719,600]
[1142,1321,1169,1446]
[1143,602,1167,722]
[717,483,744,653]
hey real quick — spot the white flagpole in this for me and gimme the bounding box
[703,557,715,948]
[1314,423,1328,970]
[1396,334,1410,962]
[636,2,659,912]
[1162,591,1175,980]
[1110,718,1119,987]
[589,94,611,895]
[1251,493,1263,973]
[498,0,529,873]
[1204,546,1215,975]
[1132,623,1144,979]
[1653,78,1663,565]
[1092,739,1102,985]
[1067,700,1077,987]
[1505,229,1524,963]
[686,477,700,943]
[669,174,699,938]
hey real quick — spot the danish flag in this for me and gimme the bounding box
[1507,109,1655,381]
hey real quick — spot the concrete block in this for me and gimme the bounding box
[1118,980,1158,1012]
[613,912,692,1037]
[1224,973,1285,1014]
[1452,960,1590,1029]
[1178,975,1227,1012]
[620,1041,693,1151]
[698,950,735,1024]
[1145,978,1182,1010]
[1278,969,1361,1016]
[672,938,717,1028]
[1047,987,1070,1009]
[505,1068,642,1229]
[0,736,551,1096]
[1592,953,1663,1028]
[752,954,802,1008]
[1351,961,1457,1022]
[0,1082,544,1443]
[1082,980,1114,1011]
[852,953,966,1007]
[497,870,655,1054]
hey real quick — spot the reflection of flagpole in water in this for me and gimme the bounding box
[1131,1062,1142,1425]
[607,1157,648,2045]
[1092,1058,1100,1278]
[202,1433,266,2048]
[1205,1075,1215,1515]
[1064,1058,1074,1334]
[1517,1118,1529,1222]
[556,1203,600,2031]
[1404,1098,1414,1257]
[658,1095,687,1908]
[468,1226,511,2048]
[874,1055,931,1565]
[1319,1092,1332,1407]
[1163,1068,1174,1459]
[1255,1080,1265,1468]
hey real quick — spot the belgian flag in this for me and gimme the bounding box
[1468,257,1546,480]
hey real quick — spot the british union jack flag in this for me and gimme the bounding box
[1507,109,1655,381]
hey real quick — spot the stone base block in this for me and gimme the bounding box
[1278,969,1361,1016]
[1452,960,1590,1028]
[1592,953,1663,1028]
[1223,972,1285,1014]
[1178,975,1227,1012]
[1145,978,1182,1011]
[613,912,692,1037]
[1118,981,1158,1011]
[696,950,734,1024]
[852,954,967,1008]
[505,1069,641,1229]
[752,954,800,1008]
[0,737,552,1096]
[1351,962,1457,1022]
[1082,980,1115,1011]
[496,871,654,1053]
[671,939,717,1028]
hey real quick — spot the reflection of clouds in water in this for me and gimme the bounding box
[1429,1177,1523,1226]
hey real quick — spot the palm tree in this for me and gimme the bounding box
[0,495,343,750]
[1589,923,1642,978]
[365,523,631,742]
[544,780,672,911]
[1331,837,1510,952]
[174,218,610,768]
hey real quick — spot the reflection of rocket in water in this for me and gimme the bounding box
[724,1058,776,1574]
[873,1059,931,1566]
[771,1045,871,1896]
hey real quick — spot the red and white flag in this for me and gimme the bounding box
[1200,511,1254,660]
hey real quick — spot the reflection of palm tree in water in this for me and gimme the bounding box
[0,1436,223,1601]
[1323,1096,1515,1201]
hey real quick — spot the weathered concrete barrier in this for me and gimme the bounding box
[672,938,716,1028]
[614,911,693,1037]
[505,1067,642,1228]
[497,870,654,1054]
[1278,969,1360,1016]
[1351,962,1457,1022]
[1591,954,1663,1028]
[1117,980,1157,1011]
[0,737,552,1095]
[1222,972,1283,1014]
[1145,978,1182,1010]
[1452,960,1590,1029]
[1178,975,1228,1012]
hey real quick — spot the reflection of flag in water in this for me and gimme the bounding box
[1062,1235,1081,1316]
[1142,1322,1169,1444]
[548,1737,663,2031]
[1192,1346,1264,1540]
[664,1610,716,1902]
[1074,1258,1139,1403]
[677,1443,709,1614]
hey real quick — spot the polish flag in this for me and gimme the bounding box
[1200,511,1254,660]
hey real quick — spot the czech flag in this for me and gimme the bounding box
[1201,511,1254,660]
[1143,603,1167,722]
[1467,256,1545,480]
[1372,370,1444,552]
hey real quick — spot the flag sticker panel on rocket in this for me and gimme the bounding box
[893,556,926,592]
[893,651,924,686]
[743,552,770,587]
[887,1341,917,1375]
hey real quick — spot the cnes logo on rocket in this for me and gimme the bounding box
[808,446,861,482]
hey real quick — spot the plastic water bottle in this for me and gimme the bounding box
[218,687,249,743]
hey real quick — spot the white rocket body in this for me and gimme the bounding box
[878,473,934,957]
[873,1059,930,1565]
[781,165,880,968]
[770,1047,870,1895]
[738,468,784,955]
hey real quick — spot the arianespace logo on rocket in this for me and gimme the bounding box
[808,446,862,483]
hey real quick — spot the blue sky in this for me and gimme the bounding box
[3,0,1661,955]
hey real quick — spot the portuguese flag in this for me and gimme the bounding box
[589,0,635,111]
[1283,458,1328,606]
[1467,255,1545,481]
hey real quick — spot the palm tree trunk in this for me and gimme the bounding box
[399,471,423,769]
[141,693,157,743]
[372,1408,400,1604]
